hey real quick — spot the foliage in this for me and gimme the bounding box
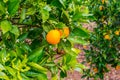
[83,0,120,79]
[0,0,89,79]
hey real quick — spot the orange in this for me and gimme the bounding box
[115,65,120,70]
[58,27,70,38]
[115,31,119,35]
[88,62,91,65]
[58,29,63,37]
[63,27,70,37]
[99,6,103,11]
[46,30,60,44]
[93,68,98,73]
[102,0,105,4]
[83,45,87,49]
[104,34,111,40]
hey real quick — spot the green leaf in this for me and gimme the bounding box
[71,48,81,54]
[28,28,43,39]
[0,72,9,80]
[25,71,47,80]
[10,25,20,38]
[45,62,56,67]
[71,27,89,38]
[68,36,89,45]
[0,20,12,34]
[63,54,72,65]
[26,7,36,15]
[0,64,5,71]
[61,40,76,56]
[28,46,44,62]
[18,33,28,41]
[8,0,20,16]
[63,46,76,56]
[25,71,41,77]
[3,0,8,3]
[72,6,83,21]
[11,58,19,70]
[28,62,48,74]
[75,63,86,70]
[59,0,66,8]
[21,43,31,52]
[102,53,107,59]
[60,70,67,78]
[55,22,66,28]
[51,0,65,9]
[19,8,26,23]
[42,25,51,32]
[15,46,24,58]
[37,73,48,80]
[41,8,49,22]
[0,1,5,15]
[5,66,16,77]
[61,9,69,24]
[17,71,22,80]
[51,74,58,80]
[21,73,30,80]
[39,56,49,65]
[50,66,58,75]
[75,67,83,73]
[0,49,7,63]
[68,57,78,68]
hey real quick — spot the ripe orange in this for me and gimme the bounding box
[115,65,120,70]
[63,27,70,37]
[58,29,63,37]
[93,68,98,73]
[104,34,111,40]
[58,27,70,38]
[99,6,103,11]
[46,30,60,44]
[102,0,105,4]
[115,31,119,35]
[83,45,87,49]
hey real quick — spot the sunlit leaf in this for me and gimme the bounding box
[41,8,49,22]
[37,73,48,80]
[0,72,9,80]
[0,1,5,15]
[10,25,20,38]
[21,73,30,80]
[0,20,12,34]
[17,71,22,80]
[28,62,48,74]
[5,66,16,77]
[51,74,58,80]
[26,7,36,15]
[0,64,5,71]
[19,8,26,23]
[68,36,89,45]
[71,48,81,54]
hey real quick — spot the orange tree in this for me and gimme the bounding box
[83,0,120,79]
[0,0,89,79]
